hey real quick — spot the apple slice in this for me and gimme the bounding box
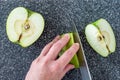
[85,18,116,57]
[6,7,44,47]
[59,33,79,68]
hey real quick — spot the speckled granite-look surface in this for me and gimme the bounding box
[0,0,120,80]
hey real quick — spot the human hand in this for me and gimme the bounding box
[25,34,79,80]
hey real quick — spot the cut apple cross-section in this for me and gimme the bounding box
[85,19,116,57]
[6,7,44,47]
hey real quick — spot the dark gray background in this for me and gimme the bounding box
[0,0,120,80]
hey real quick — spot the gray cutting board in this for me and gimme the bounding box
[0,0,120,80]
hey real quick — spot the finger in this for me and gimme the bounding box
[35,35,60,61]
[57,43,79,67]
[40,35,60,56]
[35,35,60,62]
[63,64,74,74]
[60,64,74,78]
[46,34,70,60]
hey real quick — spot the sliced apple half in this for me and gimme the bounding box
[85,18,116,57]
[59,33,79,68]
[6,7,44,47]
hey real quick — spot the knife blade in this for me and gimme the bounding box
[71,21,92,80]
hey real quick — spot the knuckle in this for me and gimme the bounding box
[70,45,78,53]
[43,42,53,50]
[55,62,60,69]
[40,62,46,67]
[66,49,73,56]
[50,63,60,72]
[31,60,36,65]
[62,37,68,42]
[51,67,56,72]
[46,42,52,47]
[65,46,77,56]
[52,42,61,48]
[37,57,49,67]
[42,58,49,65]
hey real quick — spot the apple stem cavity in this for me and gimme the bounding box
[24,23,30,30]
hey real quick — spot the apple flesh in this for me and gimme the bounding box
[59,33,79,68]
[85,18,116,57]
[6,7,44,47]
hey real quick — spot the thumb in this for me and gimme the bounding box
[63,64,74,75]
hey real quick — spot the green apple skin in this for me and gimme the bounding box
[6,7,45,47]
[85,18,116,57]
[59,33,79,68]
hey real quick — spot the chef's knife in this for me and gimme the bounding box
[53,9,92,79]
[71,21,92,80]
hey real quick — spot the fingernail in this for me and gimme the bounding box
[75,43,79,47]
[64,34,70,39]
[71,65,75,69]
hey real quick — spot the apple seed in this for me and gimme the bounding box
[97,36,102,41]
[102,35,105,39]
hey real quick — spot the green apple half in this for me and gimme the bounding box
[6,7,44,47]
[59,33,79,68]
[85,18,116,57]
